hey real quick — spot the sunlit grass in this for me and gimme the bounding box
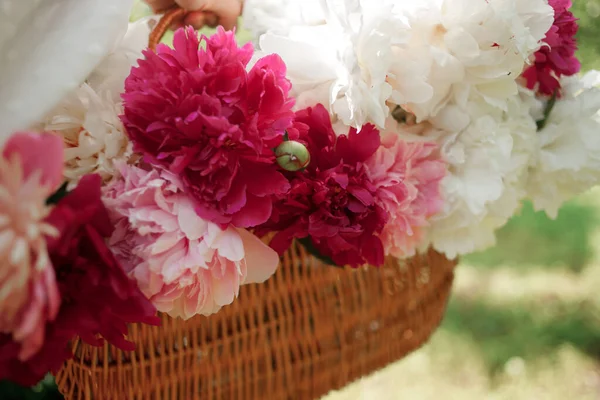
[443,297,600,374]
[573,0,600,71]
[464,201,598,273]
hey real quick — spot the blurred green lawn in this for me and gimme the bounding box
[3,1,600,399]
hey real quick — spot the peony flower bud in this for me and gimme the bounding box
[275,140,311,171]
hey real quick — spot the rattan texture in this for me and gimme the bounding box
[56,243,456,400]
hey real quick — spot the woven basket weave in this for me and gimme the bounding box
[56,243,456,400]
[55,10,457,398]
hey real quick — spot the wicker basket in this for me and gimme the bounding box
[55,10,457,398]
[56,243,456,400]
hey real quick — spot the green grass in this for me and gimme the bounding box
[464,201,598,272]
[572,0,600,71]
[441,297,600,375]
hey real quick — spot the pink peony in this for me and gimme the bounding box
[0,132,63,361]
[103,163,280,319]
[522,0,580,96]
[121,27,294,229]
[365,134,447,258]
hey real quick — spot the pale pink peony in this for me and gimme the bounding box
[0,132,64,360]
[103,163,280,319]
[365,134,447,258]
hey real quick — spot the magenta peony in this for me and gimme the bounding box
[121,27,294,228]
[257,104,389,267]
[0,132,63,362]
[103,163,280,319]
[365,134,446,258]
[522,0,580,96]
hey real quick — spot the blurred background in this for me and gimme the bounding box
[2,1,599,398]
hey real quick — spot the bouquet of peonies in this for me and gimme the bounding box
[1,0,599,387]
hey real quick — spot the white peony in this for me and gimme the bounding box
[242,0,325,39]
[34,17,156,187]
[421,92,538,259]
[392,0,553,121]
[88,16,159,102]
[490,90,541,219]
[255,0,409,130]
[526,71,600,218]
[37,84,132,188]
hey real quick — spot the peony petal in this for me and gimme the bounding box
[0,0,133,141]
[88,16,159,101]
[176,196,208,241]
[237,228,279,284]
[210,263,237,307]
[243,165,291,197]
[3,132,64,190]
[335,124,381,164]
[209,227,245,262]
[230,194,273,228]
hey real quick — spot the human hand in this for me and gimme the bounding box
[144,0,242,31]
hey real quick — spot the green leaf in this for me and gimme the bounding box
[46,181,69,205]
[297,237,341,267]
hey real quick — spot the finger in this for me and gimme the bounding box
[202,12,219,28]
[177,0,240,30]
[183,11,219,29]
[144,0,176,12]
[175,0,209,10]
[182,11,208,30]
[210,2,240,31]
[171,20,185,30]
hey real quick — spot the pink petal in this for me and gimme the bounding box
[3,132,64,190]
[211,262,238,307]
[176,196,208,240]
[237,228,279,284]
[210,226,245,262]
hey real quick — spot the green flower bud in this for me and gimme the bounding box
[275,140,310,171]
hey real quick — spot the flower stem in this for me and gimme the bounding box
[536,90,558,131]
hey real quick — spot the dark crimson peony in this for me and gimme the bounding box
[44,174,160,348]
[522,0,580,96]
[257,104,388,267]
[122,27,294,228]
[0,174,160,386]
[0,326,71,386]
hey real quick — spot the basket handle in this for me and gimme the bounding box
[148,6,187,51]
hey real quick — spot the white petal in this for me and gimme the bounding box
[88,16,159,100]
